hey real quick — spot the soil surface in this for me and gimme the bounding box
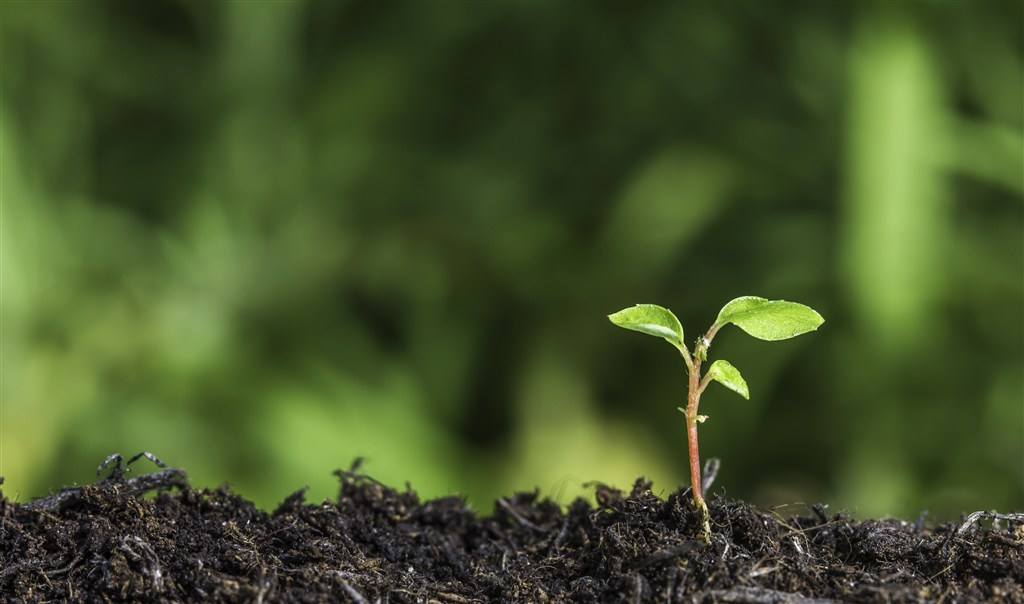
[1,461,1021,603]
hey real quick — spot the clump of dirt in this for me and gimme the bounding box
[1,463,1021,602]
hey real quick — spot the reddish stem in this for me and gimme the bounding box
[685,354,703,503]
[686,414,702,499]
[684,326,720,542]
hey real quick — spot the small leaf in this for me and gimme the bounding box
[714,296,824,341]
[706,359,749,399]
[608,304,684,348]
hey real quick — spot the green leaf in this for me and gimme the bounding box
[706,359,749,399]
[608,304,684,348]
[714,296,824,341]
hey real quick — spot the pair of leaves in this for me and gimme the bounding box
[607,296,824,400]
[607,296,823,346]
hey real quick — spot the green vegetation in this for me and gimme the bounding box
[610,298,823,540]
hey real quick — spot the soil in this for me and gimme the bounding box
[1,461,1021,603]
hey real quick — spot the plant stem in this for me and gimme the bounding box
[686,361,703,501]
[685,341,711,543]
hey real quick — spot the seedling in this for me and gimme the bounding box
[608,296,824,542]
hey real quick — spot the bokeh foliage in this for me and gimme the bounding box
[1,1,1021,518]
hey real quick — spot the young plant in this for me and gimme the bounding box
[608,296,824,542]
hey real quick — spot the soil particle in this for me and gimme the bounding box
[1,465,1020,602]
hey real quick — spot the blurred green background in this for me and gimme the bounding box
[1,1,1021,520]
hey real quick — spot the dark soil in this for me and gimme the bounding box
[1,461,1021,603]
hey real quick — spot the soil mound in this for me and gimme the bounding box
[1,464,1021,602]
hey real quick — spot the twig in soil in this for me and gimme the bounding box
[44,553,84,577]
[678,458,720,503]
[97,451,166,481]
[436,593,474,603]
[938,509,1024,554]
[551,518,570,551]
[748,564,779,579]
[701,586,840,603]
[24,468,188,513]
[497,497,542,531]
[701,458,721,494]
[955,510,1024,536]
[333,457,390,490]
[914,510,928,530]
